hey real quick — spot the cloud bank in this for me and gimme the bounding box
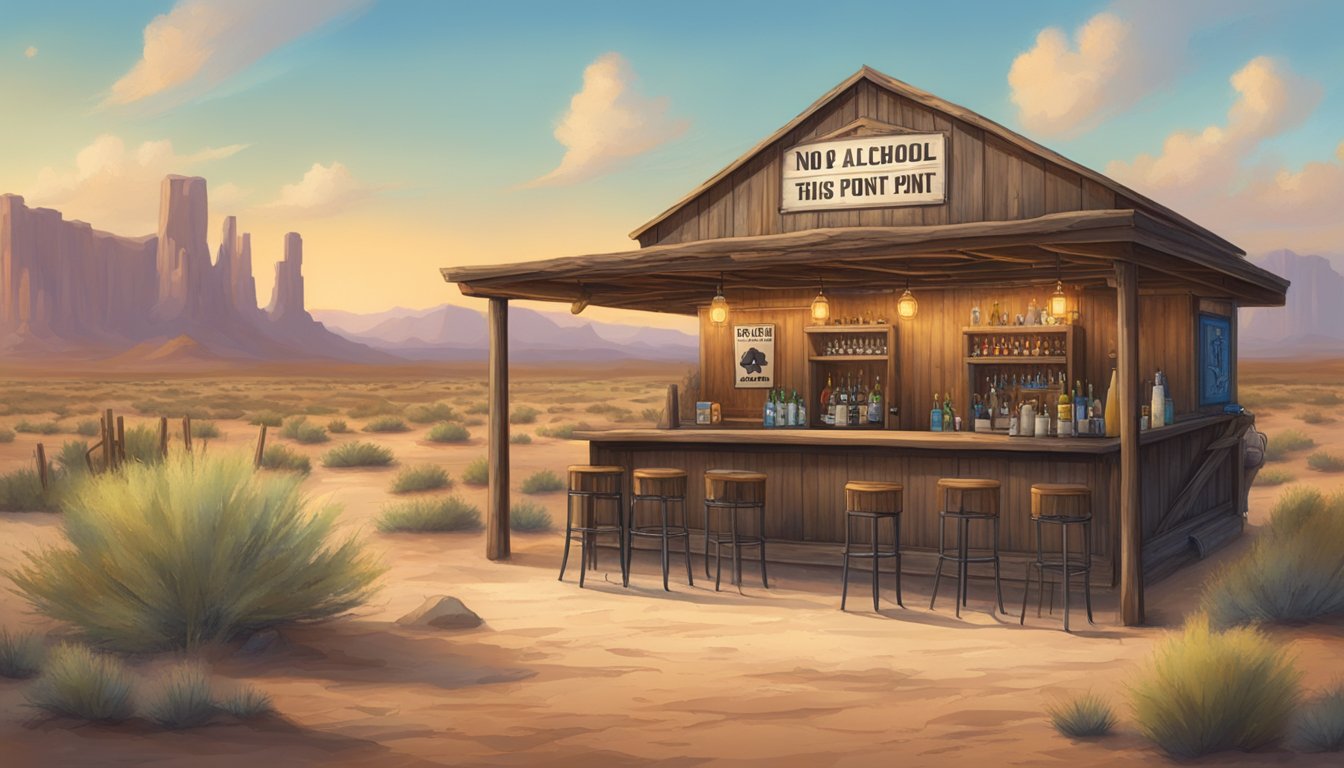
[525,53,688,188]
[268,161,373,216]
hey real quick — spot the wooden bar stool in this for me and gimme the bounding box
[1021,483,1094,632]
[930,478,1005,617]
[703,469,768,591]
[559,465,626,588]
[840,480,904,612]
[625,468,694,591]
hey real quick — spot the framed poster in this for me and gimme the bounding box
[1198,313,1232,406]
[733,324,775,388]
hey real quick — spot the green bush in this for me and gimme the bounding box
[123,425,163,465]
[327,418,350,434]
[1130,616,1300,758]
[1254,468,1293,486]
[322,441,394,468]
[0,426,14,443]
[377,496,481,533]
[56,440,91,475]
[427,422,470,443]
[217,684,274,719]
[249,410,285,428]
[347,399,402,419]
[390,464,452,494]
[26,644,135,722]
[75,419,101,437]
[1306,391,1344,406]
[465,402,490,415]
[146,662,216,729]
[190,421,221,440]
[16,419,62,435]
[0,628,45,679]
[8,452,383,651]
[363,415,410,433]
[1266,429,1315,461]
[521,469,564,494]
[462,457,489,486]
[260,445,311,474]
[536,421,592,440]
[406,402,458,424]
[0,468,59,512]
[303,404,337,416]
[510,432,532,445]
[281,416,329,444]
[1295,684,1344,753]
[1203,487,1344,627]
[510,501,552,532]
[510,406,540,425]
[1046,692,1115,738]
[1300,410,1334,425]
[1307,451,1344,472]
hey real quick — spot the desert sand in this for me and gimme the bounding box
[0,364,1342,767]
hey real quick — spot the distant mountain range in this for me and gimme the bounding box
[1239,250,1344,359]
[312,304,698,363]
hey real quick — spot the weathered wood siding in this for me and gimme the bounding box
[641,80,1117,247]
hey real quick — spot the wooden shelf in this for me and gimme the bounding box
[965,356,1067,365]
[810,354,888,361]
[805,325,892,334]
[963,325,1071,334]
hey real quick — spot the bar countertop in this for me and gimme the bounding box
[575,414,1236,455]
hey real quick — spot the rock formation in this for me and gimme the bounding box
[267,232,309,323]
[153,175,210,323]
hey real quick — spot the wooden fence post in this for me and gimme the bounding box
[102,409,114,472]
[159,416,169,457]
[116,416,126,465]
[182,415,193,452]
[254,424,268,468]
[35,443,48,492]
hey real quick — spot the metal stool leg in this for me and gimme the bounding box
[841,512,852,610]
[559,492,575,582]
[871,515,880,612]
[1084,519,1095,624]
[713,507,724,591]
[757,503,768,588]
[623,495,634,587]
[731,505,742,588]
[1062,520,1072,632]
[955,517,967,618]
[660,497,671,592]
[992,515,1004,614]
[893,513,904,608]
[930,511,946,609]
[680,498,695,587]
[703,504,712,578]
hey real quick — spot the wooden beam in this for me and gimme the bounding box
[487,297,511,561]
[1116,260,1144,625]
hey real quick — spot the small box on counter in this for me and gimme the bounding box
[695,402,722,425]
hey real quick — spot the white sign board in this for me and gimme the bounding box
[733,324,775,389]
[781,132,947,212]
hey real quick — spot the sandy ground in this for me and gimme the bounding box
[1,374,1343,767]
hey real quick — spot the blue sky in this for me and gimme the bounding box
[2,0,1341,326]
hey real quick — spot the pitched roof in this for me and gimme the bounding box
[628,66,1242,257]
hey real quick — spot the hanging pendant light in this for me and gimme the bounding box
[1049,254,1068,318]
[709,273,729,327]
[810,278,830,323]
[896,277,918,320]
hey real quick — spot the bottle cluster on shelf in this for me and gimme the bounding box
[762,387,807,429]
[983,371,1067,391]
[822,336,888,356]
[969,297,1076,327]
[929,391,958,432]
[818,373,884,427]
[968,334,1066,358]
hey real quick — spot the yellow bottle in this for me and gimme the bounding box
[1104,368,1120,437]
[1057,391,1072,436]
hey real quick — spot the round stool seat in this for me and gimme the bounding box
[634,468,688,480]
[845,480,905,493]
[705,469,767,502]
[937,477,1001,491]
[633,468,688,497]
[1031,483,1091,520]
[568,464,624,475]
[1031,483,1089,495]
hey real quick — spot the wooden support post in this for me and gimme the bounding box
[182,415,193,452]
[1116,260,1144,626]
[254,424,268,468]
[487,297,511,561]
[103,408,114,472]
[159,417,169,457]
[115,416,126,465]
[664,384,680,429]
[35,443,48,492]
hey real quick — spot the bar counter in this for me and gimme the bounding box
[578,415,1246,585]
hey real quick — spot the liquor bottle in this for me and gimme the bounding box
[931,393,944,432]
[1074,381,1086,425]
[990,300,1000,326]
[868,376,884,424]
[787,388,799,428]
[1151,371,1166,428]
[1057,390,1072,436]
[849,377,861,426]
[836,375,850,428]
[944,393,955,432]
[988,385,999,430]
[764,389,775,428]
[798,395,808,428]
[820,374,833,418]
[981,337,990,357]
[826,382,838,427]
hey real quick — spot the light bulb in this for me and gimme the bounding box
[896,288,918,320]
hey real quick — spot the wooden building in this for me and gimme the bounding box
[443,67,1287,625]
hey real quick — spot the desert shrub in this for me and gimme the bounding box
[377,496,481,533]
[0,628,45,678]
[462,457,489,486]
[510,432,532,445]
[406,402,458,424]
[249,410,285,428]
[1130,616,1300,758]
[1254,468,1293,486]
[303,404,337,416]
[75,419,101,437]
[427,422,470,443]
[1202,487,1344,627]
[347,399,402,419]
[16,419,62,435]
[217,684,274,719]
[390,464,451,494]
[0,426,14,443]
[281,416,328,444]
[535,422,591,440]
[0,468,59,512]
[26,644,135,722]
[510,406,540,425]
[260,445,311,474]
[465,402,490,415]
[521,469,564,494]
[8,452,383,651]
[1295,684,1344,753]
[327,418,350,434]
[1307,451,1344,472]
[56,440,91,475]
[363,416,409,433]
[1046,692,1115,738]
[123,424,163,465]
[1266,429,1315,461]
[510,501,552,532]
[209,407,246,420]
[641,407,663,423]
[190,421,221,440]
[1299,410,1334,425]
[146,662,216,729]
[322,441,394,468]
[463,416,484,427]
[1306,391,1344,406]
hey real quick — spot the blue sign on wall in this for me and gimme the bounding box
[1198,313,1232,406]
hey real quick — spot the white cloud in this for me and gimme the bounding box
[24,46,38,59]
[267,161,372,215]
[104,0,368,108]
[27,135,247,234]
[524,52,688,188]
